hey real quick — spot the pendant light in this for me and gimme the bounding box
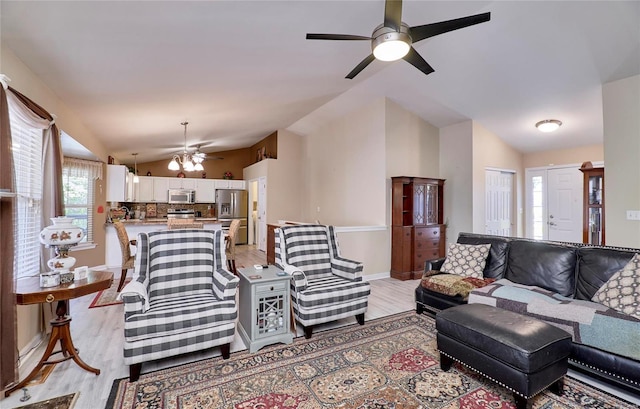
[132,153,139,183]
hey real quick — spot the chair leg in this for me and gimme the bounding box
[117,269,128,292]
[356,313,365,325]
[129,363,142,382]
[303,325,313,339]
[231,259,237,275]
[220,343,231,359]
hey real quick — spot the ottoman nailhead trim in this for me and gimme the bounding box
[438,350,562,399]
[569,358,639,387]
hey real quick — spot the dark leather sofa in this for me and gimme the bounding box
[415,232,640,393]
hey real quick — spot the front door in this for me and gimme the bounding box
[546,167,582,242]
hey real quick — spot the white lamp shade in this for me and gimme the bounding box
[373,40,410,61]
[168,158,180,170]
[194,162,204,171]
[40,217,85,246]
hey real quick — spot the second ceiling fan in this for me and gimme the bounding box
[306,0,490,79]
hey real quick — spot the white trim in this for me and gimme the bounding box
[526,161,604,172]
[485,167,516,173]
[335,225,387,233]
[19,333,45,366]
[361,271,390,281]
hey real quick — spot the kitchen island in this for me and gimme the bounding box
[104,219,222,268]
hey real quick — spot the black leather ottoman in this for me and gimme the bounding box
[436,304,572,409]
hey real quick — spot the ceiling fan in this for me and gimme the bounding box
[306,0,490,79]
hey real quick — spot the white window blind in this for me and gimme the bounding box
[10,114,43,278]
[63,157,102,243]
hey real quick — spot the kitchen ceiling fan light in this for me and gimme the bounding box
[536,119,562,133]
[194,162,204,171]
[168,156,180,171]
[183,158,195,172]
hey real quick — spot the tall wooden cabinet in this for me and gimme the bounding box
[579,165,605,245]
[391,177,445,280]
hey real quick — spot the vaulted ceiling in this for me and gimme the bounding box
[2,1,639,164]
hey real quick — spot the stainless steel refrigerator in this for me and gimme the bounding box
[215,189,248,244]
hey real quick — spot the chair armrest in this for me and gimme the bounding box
[119,280,149,319]
[129,239,137,246]
[331,256,364,281]
[213,268,240,300]
[425,257,446,271]
[284,265,307,292]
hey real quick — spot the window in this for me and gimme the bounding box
[9,109,43,279]
[62,157,102,244]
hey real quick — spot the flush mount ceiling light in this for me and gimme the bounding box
[168,122,205,172]
[535,119,562,133]
[371,24,412,61]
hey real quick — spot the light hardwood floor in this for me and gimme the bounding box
[2,246,419,408]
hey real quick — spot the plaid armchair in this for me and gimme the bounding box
[275,225,371,338]
[120,229,239,381]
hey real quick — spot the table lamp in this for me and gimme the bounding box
[39,216,85,287]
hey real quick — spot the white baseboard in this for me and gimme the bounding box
[19,333,44,367]
[362,271,390,281]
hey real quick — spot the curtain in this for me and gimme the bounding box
[7,88,63,333]
[0,83,17,389]
[63,157,103,180]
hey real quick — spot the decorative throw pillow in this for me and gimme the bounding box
[592,253,640,319]
[440,243,491,278]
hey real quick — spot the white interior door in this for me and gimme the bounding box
[547,167,583,242]
[257,176,267,252]
[485,169,514,236]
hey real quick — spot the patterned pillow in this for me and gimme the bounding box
[592,253,640,319]
[440,243,491,278]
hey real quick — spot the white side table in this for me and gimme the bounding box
[237,265,294,353]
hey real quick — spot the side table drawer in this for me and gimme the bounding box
[256,281,287,293]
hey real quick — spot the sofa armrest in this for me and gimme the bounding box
[331,256,364,281]
[213,268,240,300]
[425,257,446,271]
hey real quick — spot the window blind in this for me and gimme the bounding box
[63,157,102,243]
[10,115,43,278]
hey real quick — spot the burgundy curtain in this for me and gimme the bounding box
[0,86,17,390]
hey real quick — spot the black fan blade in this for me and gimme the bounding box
[306,33,371,41]
[346,54,376,79]
[384,0,403,31]
[403,47,435,76]
[410,12,491,43]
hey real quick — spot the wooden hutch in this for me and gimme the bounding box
[579,162,605,245]
[391,176,445,280]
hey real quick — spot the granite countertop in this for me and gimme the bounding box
[108,218,219,225]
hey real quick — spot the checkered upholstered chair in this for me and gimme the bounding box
[275,225,371,338]
[120,229,239,381]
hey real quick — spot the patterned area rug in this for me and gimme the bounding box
[14,392,79,409]
[89,277,131,308]
[105,312,634,409]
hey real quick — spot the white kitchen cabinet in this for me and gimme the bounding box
[228,180,246,189]
[196,179,216,203]
[166,177,197,190]
[135,176,154,202]
[181,178,197,190]
[153,177,170,202]
[106,165,129,202]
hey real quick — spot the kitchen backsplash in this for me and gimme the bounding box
[118,202,215,219]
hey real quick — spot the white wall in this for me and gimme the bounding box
[523,144,604,169]
[603,75,640,247]
[472,121,524,236]
[439,121,473,245]
[302,98,387,226]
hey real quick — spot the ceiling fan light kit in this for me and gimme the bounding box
[372,24,411,61]
[306,0,490,79]
[536,119,562,133]
[168,121,207,172]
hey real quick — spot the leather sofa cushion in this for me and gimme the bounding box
[457,233,510,279]
[505,240,576,297]
[576,247,636,301]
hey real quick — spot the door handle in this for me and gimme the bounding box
[549,221,557,226]
[549,215,554,219]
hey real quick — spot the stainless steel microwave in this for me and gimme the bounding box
[167,189,196,204]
